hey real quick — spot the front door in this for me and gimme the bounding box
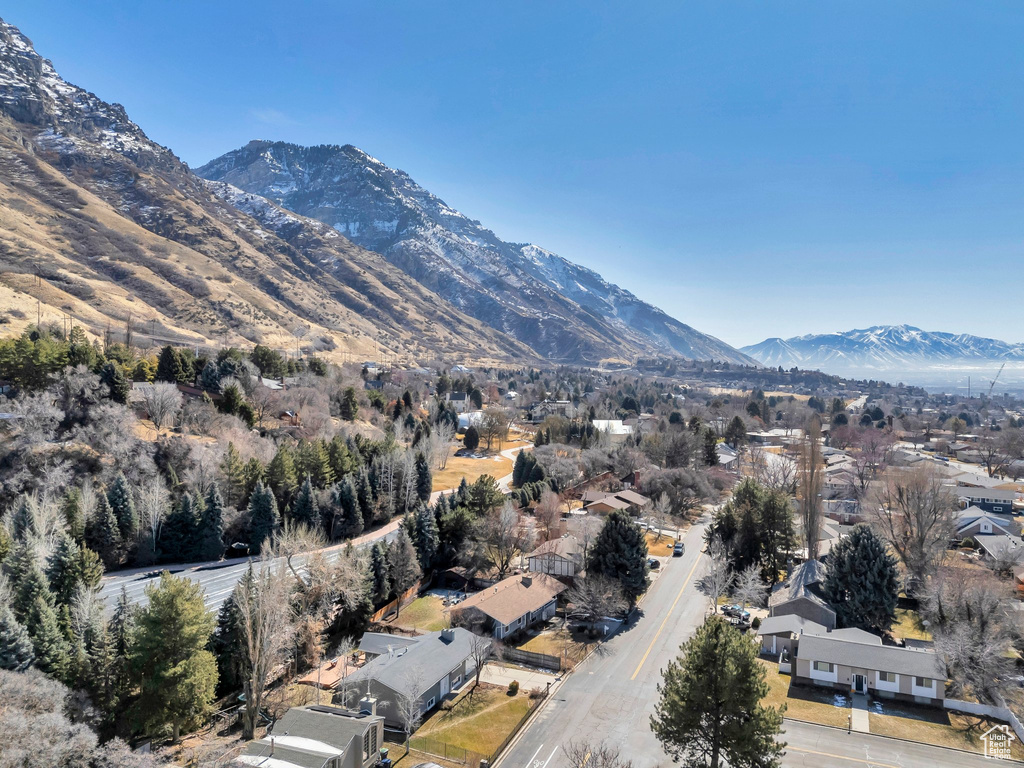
[853,674,865,694]
[440,675,450,697]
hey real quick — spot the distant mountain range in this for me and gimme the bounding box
[196,141,753,365]
[742,325,1024,380]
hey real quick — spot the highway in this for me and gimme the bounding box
[494,513,993,768]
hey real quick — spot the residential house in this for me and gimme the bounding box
[756,615,826,658]
[591,419,634,445]
[457,410,484,432]
[530,399,578,423]
[238,701,385,768]
[527,535,584,580]
[956,487,1018,514]
[956,506,1022,540]
[452,573,566,640]
[342,629,480,727]
[447,392,470,414]
[768,560,837,630]
[795,633,946,706]
[973,534,1024,565]
[582,489,651,516]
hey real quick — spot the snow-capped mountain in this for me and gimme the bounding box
[197,141,754,365]
[0,17,535,363]
[742,325,1024,376]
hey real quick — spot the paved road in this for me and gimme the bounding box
[98,517,405,612]
[783,719,999,767]
[496,517,711,768]
[495,515,994,768]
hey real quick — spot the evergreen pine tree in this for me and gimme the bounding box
[198,484,226,562]
[46,531,83,605]
[221,442,246,507]
[0,603,34,671]
[11,495,36,541]
[411,504,440,572]
[130,572,217,742]
[586,510,650,606]
[62,488,85,542]
[823,524,899,632]
[11,543,53,624]
[291,476,319,529]
[100,361,131,404]
[651,616,785,768]
[356,466,375,530]
[156,345,188,384]
[734,504,761,573]
[340,386,359,421]
[415,452,431,503]
[247,482,280,554]
[463,426,480,451]
[218,383,244,416]
[200,360,222,392]
[27,594,71,681]
[86,494,122,569]
[211,574,246,697]
[702,428,720,466]
[512,450,526,487]
[369,541,391,606]
[334,475,363,539]
[266,444,298,508]
[241,457,265,507]
[107,472,139,540]
[160,493,201,563]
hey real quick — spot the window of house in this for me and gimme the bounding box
[425,696,436,710]
[363,731,371,760]
[878,671,896,683]
[914,677,931,688]
[370,725,378,756]
[813,661,834,673]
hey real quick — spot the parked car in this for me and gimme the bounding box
[721,604,741,617]
[730,616,751,630]
[647,557,661,570]
[673,541,685,557]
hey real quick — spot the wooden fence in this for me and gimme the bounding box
[502,646,563,672]
[370,581,422,623]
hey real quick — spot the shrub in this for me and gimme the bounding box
[508,680,519,696]
[751,616,761,631]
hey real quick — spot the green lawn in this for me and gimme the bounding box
[413,683,533,758]
[757,659,851,728]
[393,595,448,632]
[869,699,1024,760]
[891,608,932,642]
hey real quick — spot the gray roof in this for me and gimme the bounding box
[957,487,1018,502]
[826,628,882,645]
[346,629,480,697]
[756,615,826,637]
[241,705,381,768]
[358,632,418,657]
[975,534,1024,561]
[798,634,945,679]
[770,560,829,610]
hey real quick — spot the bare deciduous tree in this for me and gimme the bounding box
[476,501,534,579]
[391,670,426,754]
[480,406,511,452]
[468,631,493,688]
[533,489,563,541]
[430,421,456,470]
[563,741,634,768]
[873,467,957,593]
[141,382,183,432]
[731,564,766,610]
[237,561,294,740]
[697,536,735,613]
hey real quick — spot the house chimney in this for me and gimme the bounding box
[521,576,532,588]
[440,628,455,643]
[359,695,377,715]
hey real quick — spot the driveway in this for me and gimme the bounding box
[479,662,559,692]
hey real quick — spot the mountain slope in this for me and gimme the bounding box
[197,141,753,365]
[742,325,1024,374]
[0,18,537,364]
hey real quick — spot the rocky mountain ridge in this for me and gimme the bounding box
[197,140,754,365]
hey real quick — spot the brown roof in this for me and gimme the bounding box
[614,489,651,507]
[453,573,567,626]
[586,496,631,511]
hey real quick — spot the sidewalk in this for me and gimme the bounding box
[851,693,870,733]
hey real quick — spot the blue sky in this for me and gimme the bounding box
[5,1,1023,347]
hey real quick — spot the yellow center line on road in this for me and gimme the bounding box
[630,552,703,680]
[786,745,899,768]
